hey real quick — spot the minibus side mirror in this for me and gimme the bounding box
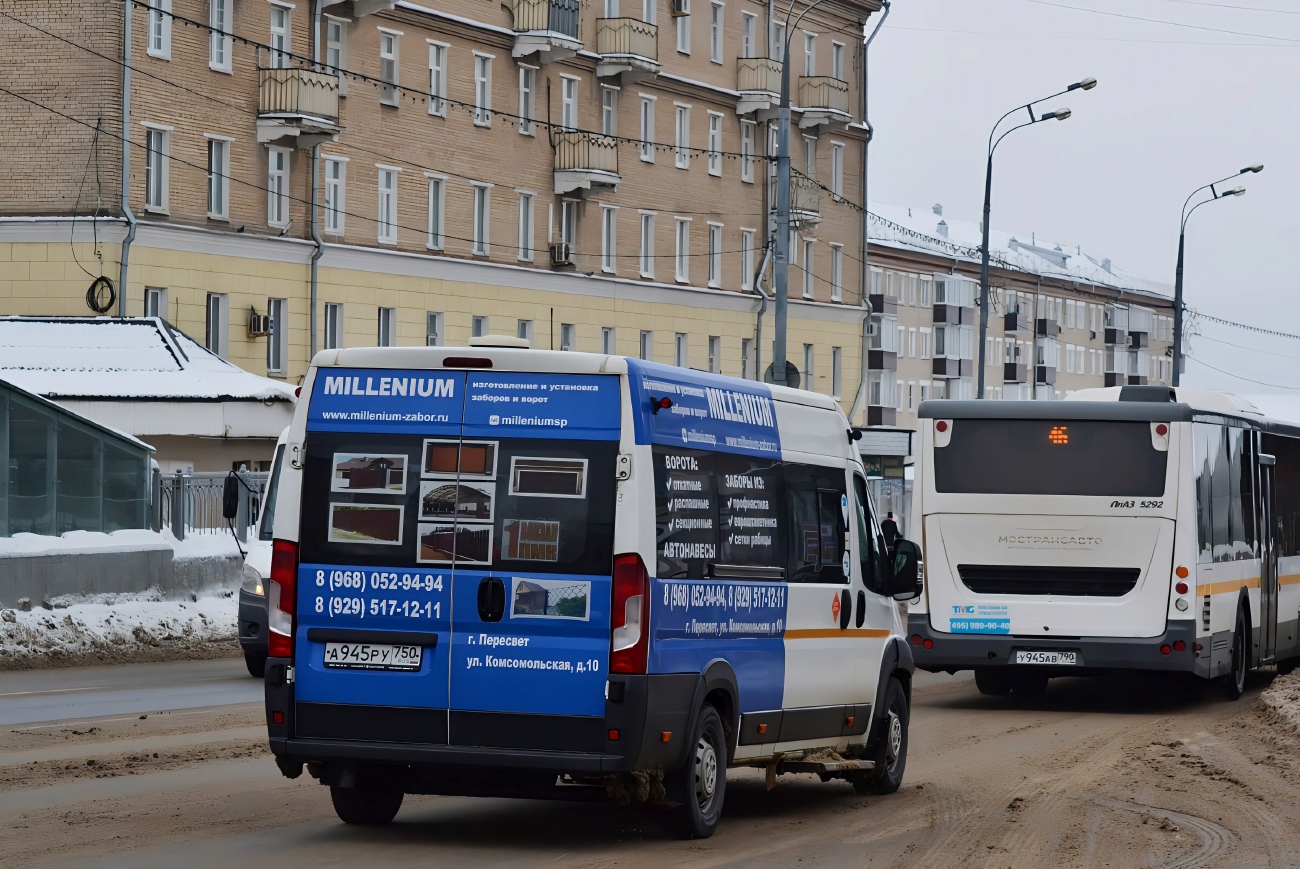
[888,539,923,601]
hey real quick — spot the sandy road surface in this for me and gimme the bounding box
[4,667,1299,868]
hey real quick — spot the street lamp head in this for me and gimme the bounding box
[1068,76,1098,91]
[1226,186,1246,197]
[1241,164,1264,174]
[1042,107,1072,121]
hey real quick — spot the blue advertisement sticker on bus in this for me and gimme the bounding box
[626,360,782,459]
[307,369,465,433]
[462,373,620,441]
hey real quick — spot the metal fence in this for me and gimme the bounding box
[153,470,269,542]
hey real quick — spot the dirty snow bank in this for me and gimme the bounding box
[0,590,239,670]
[0,528,242,560]
[1261,670,1300,735]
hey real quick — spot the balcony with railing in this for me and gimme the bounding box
[791,172,821,226]
[553,131,620,194]
[512,0,582,63]
[797,76,850,129]
[737,57,782,115]
[868,313,899,372]
[257,67,341,147]
[596,18,659,81]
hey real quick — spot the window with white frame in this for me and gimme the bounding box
[832,41,844,79]
[802,239,814,298]
[206,293,228,358]
[674,217,691,283]
[472,184,490,255]
[425,311,443,346]
[517,191,534,261]
[209,0,230,71]
[560,199,577,247]
[803,31,815,76]
[831,346,842,398]
[377,166,398,243]
[829,243,842,302]
[708,336,721,373]
[709,2,724,63]
[473,53,493,126]
[772,20,785,61]
[707,223,722,287]
[379,30,400,106]
[640,95,655,162]
[707,112,722,176]
[323,156,346,234]
[561,75,579,129]
[741,12,755,58]
[378,307,397,347]
[921,326,932,359]
[601,205,617,273]
[205,135,230,220]
[602,327,616,354]
[741,337,753,378]
[830,142,843,197]
[472,315,488,338]
[803,134,816,177]
[674,104,690,169]
[643,0,656,24]
[803,344,814,385]
[604,0,619,16]
[518,65,536,134]
[517,320,533,343]
[325,303,344,350]
[601,86,618,136]
[266,146,289,226]
[426,174,445,249]
[144,287,167,319]
[267,298,288,374]
[676,0,690,53]
[740,120,754,182]
[148,0,172,60]
[740,228,755,290]
[428,41,448,116]
[326,17,347,92]
[675,333,688,367]
[269,4,290,68]
[560,323,576,351]
[144,126,169,212]
[640,330,654,360]
[639,212,655,278]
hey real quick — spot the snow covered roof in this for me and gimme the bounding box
[0,317,297,403]
[868,202,1172,303]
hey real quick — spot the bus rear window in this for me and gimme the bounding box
[933,419,1166,497]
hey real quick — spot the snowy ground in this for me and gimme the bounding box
[0,528,242,560]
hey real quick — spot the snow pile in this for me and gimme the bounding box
[0,528,242,560]
[0,590,238,669]
[1261,670,1300,735]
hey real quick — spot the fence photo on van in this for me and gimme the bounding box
[327,503,404,545]
[330,453,407,495]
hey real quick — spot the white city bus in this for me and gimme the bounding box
[909,385,1300,697]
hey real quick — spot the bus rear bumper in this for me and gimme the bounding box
[906,615,1205,676]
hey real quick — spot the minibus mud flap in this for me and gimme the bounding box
[872,638,914,729]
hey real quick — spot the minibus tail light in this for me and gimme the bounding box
[268,539,298,659]
[610,553,649,674]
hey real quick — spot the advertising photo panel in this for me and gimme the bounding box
[328,503,405,545]
[419,480,496,522]
[422,439,497,479]
[417,523,494,565]
[330,453,407,494]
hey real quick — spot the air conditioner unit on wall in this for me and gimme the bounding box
[549,242,573,267]
[248,309,271,337]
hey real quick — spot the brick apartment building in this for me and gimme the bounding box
[0,0,1173,435]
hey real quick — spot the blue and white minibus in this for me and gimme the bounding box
[262,341,922,837]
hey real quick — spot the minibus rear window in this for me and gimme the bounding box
[933,419,1166,496]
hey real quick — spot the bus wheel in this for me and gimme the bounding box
[1221,607,1249,701]
[852,676,909,795]
[1279,658,1298,677]
[330,779,404,825]
[665,703,727,839]
[974,668,1014,696]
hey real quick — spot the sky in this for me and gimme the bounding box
[865,0,1300,400]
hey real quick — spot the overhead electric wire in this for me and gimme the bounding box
[1025,0,1300,42]
[1186,355,1300,390]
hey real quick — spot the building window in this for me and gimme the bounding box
[740,228,755,290]
[378,307,396,347]
[639,212,655,278]
[640,330,654,361]
[326,17,347,92]
[602,327,616,354]
[803,135,817,177]
[472,184,491,255]
[518,65,536,134]
[426,175,445,250]
[144,127,169,212]
[148,0,172,60]
[561,76,579,130]
[600,86,618,136]
[209,0,230,71]
[803,343,814,385]
[324,156,346,234]
[473,54,493,126]
[517,191,535,261]
[601,205,617,273]
[377,167,398,244]
[605,0,619,16]
[675,333,688,367]
[830,142,844,197]
[325,303,344,350]
[740,120,755,182]
[802,239,814,298]
[643,0,656,24]
[674,217,690,283]
[675,0,690,53]
[205,136,230,220]
[560,323,576,351]
[517,320,533,343]
[832,41,844,79]
[267,298,288,374]
[803,31,815,77]
[709,2,724,63]
[560,199,578,248]
[741,12,755,58]
[428,42,448,116]
[829,243,842,302]
[379,30,400,106]
[425,312,443,346]
[772,20,785,61]
[205,292,228,358]
[707,223,722,288]
[741,338,753,379]
[269,4,291,68]
[472,315,488,338]
[831,346,842,399]
[707,112,722,176]
[267,146,289,227]
[639,95,655,163]
[675,105,690,169]
[708,336,721,373]
[144,287,167,319]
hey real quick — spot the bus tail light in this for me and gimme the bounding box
[267,539,298,659]
[610,553,649,674]
[1175,581,1189,595]
[1160,644,1172,655]
[1173,640,1186,652]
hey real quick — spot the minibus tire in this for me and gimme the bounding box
[1221,607,1249,701]
[244,653,267,678]
[665,703,726,839]
[1279,657,1298,676]
[853,677,908,795]
[330,781,404,825]
[974,668,1014,696]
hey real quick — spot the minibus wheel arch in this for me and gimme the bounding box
[689,659,739,763]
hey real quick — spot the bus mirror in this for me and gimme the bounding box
[889,539,923,601]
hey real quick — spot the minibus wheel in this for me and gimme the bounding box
[665,703,726,839]
[1279,657,1298,676]
[853,676,909,795]
[244,653,267,678]
[1221,607,1249,701]
[330,779,404,825]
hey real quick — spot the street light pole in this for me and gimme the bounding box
[975,78,1096,400]
[1171,165,1261,387]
